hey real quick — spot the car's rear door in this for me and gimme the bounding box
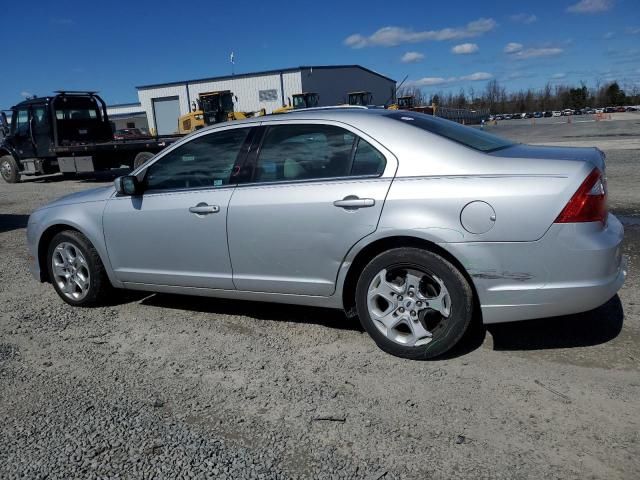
[103,125,254,289]
[227,120,397,296]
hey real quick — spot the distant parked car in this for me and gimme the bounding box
[625,106,637,112]
[615,106,626,113]
[585,109,596,114]
[543,111,553,117]
[494,114,504,121]
[503,114,513,120]
[604,107,616,113]
[533,112,543,118]
[552,111,562,117]
[113,128,150,140]
[573,109,583,115]
[595,108,604,114]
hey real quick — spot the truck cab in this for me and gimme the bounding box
[0,92,111,182]
[1,91,178,183]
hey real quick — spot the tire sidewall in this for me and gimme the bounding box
[0,155,19,183]
[47,231,103,307]
[355,248,473,360]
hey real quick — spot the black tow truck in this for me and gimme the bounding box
[0,91,181,183]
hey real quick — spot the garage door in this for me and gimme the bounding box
[152,96,180,135]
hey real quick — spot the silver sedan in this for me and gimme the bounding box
[26,109,627,359]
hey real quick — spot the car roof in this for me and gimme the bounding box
[202,108,393,131]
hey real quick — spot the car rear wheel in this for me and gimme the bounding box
[47,230,112,307]
[0,155,20,183]
[355,247,473,360]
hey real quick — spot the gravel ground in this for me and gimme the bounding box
[1,120,639,479]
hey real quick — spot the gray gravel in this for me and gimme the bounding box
[1,119,639,478]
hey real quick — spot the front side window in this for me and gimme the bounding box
[254,124,355,182]
[145,128,249,191]
[15,109,29,136]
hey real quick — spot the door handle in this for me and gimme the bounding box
[333,196,375,209]
[189,203,220,215]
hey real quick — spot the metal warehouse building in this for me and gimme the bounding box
[106,102,149,131]
[135,65,396,135]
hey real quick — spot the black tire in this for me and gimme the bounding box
[355,247,473,360]
[133,151,154,169]
[46,230,112,307]
[0,155,20,183]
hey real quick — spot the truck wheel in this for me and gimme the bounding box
[133,152,154,169]
[0,155,20,183]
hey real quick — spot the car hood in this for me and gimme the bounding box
[490,144,605,171]
[38,185,114,210]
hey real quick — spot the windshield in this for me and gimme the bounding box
[292,95,307,109]
[220,94,234,112]
[387,111,515,152]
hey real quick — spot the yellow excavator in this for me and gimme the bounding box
[347,91,373,106]
[178,90,265,134]
[388,95,435,114]
[272,92,319,114]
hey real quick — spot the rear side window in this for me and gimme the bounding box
[352,138,386,176]
[388,111,514,152]
[145,128,249,190]
[255,124,355,182]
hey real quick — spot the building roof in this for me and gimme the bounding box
[135,65,395,90]
[107,102,142,108]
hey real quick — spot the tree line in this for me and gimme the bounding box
[398,80,640,114]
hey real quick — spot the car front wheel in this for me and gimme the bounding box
[355,247,473,360]
[47,230,112,307]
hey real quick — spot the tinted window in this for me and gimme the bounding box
[351,138,386,176]
[145,128,248,190]
[388,111,514,152]
[15,109,29,136]
[255,124,355,182]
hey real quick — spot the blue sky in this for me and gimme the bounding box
[1,0,639,107]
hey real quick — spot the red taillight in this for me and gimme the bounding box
[555,168,607,223]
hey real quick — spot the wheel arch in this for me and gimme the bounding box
[340,235,480,320]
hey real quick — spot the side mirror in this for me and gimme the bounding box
[114,175,141,196]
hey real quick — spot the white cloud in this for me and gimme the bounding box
[603,31,615,39]
[627,27,640,34]
[344,18,497,48]
[504,42,523,53]
[509,13,538,24]
[401,51,425,63]
[511,47,564,59]
[460,72,493,81]
[567,0,614,14]
[452,43,479,54]
[552,73,567,79]
[408,72,493,87]
[20,91,32,98]
[504,42,563,59]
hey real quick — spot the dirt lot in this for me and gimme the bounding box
[1,118,639,479]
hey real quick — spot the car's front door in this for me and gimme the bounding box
[103,126,253,289]
[227,121,396,296]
